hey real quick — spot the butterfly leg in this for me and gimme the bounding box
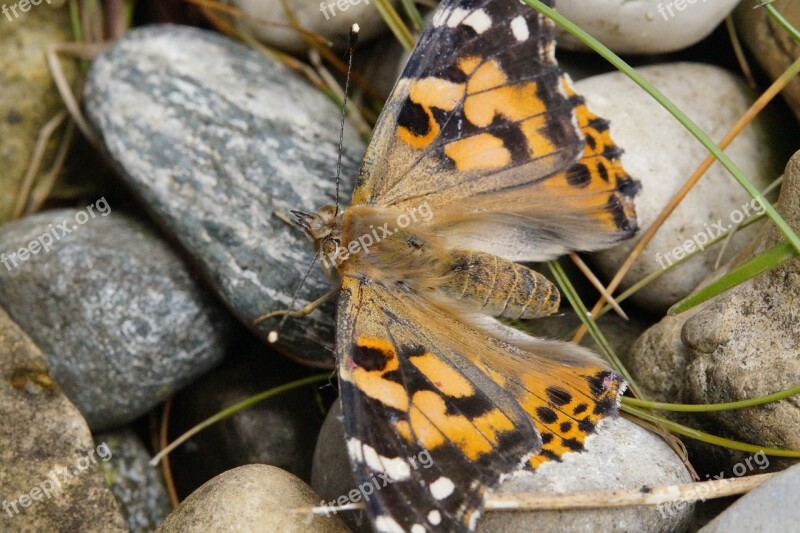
[253,288,338,326]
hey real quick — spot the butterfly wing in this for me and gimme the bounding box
[336,275,624,531]
[353,0,638,262]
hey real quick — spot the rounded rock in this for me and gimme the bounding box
[0,209,231,430]
[555,0,740,54]
[227,0,395,53]
[156,464,349,532]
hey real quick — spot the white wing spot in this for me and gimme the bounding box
[462,9,492,34]
[432,7,450,27]
[347,438,411,481]
[428,510,442,525]
[511,16,529,42]
[411,525,426,533]
[430,477,455,500]
[375,516,406,533]
[446,7,470,27]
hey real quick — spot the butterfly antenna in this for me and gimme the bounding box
[334,23,360,217]
[267,248,321,344]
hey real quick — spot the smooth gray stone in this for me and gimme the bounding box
[84,25,364,367]
[0,209,230,430]
[700,462,800,533]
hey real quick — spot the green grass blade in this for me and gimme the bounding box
[522,0,800,258]
[623,383,800,412]
[622,404,800,457]
[399,0,425,32]
[764,2,800,43]
[372,0,415,50]
[669,240,796,315]
[149,373,331,466]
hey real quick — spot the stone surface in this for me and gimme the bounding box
[84,25,364,368]
[312,401,693,533]
[0,0,76,222]
[170,335,328,495]
[681,150,800,450]
[157,464,349,532]
[0,305,126,533]
[228,0,394,53]
[94,429,172,533]
[555,0,740,54]
[0,208,230,430]
[582,63,785,313]
[699,462,800,533]
[735,0,800,123]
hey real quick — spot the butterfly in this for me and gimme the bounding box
[281,0,639,530]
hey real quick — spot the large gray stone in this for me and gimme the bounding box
[84,25,364,368]
[0,209,230,429]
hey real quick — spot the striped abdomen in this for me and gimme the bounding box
[440,251,560,320]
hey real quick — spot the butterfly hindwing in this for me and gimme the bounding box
[336,275,541,532]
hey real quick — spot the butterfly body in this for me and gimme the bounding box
[286,1,640,531]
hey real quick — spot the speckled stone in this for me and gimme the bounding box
[93,429,171,533]
[0,209,230,430]
[312,401,693,533]
[157,464,350,532]
[0,305,126,533]
[84,25,364,368]
[682,150,800,450]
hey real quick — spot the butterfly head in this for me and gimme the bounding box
[291,205,343,263]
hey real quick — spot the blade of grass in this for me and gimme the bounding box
[372,0,415,51]
[621,404,800,457]
[150,374,331,466]
[669,240,797,314]
[399,0,425,32]
[764,2,800,43]
[623,383,800,412]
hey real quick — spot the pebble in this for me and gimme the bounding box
[0,2,77,222]
[735,0,800,122]
[0,306,126,532]
[169,335,328,494]
[681,150,800,450]
[93,429,172,533]
[0,209,231,430]
[84,25,364,367]
[156,464,349,532]
[227,0,394,53]
[700,462,800,533]
[312,401,693,532]
[581,63,786,313]
[554,0,740,54]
